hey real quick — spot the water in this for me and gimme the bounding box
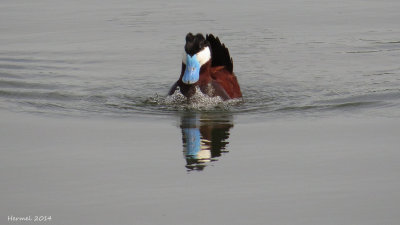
[1,1,400,224]
[1,0,399,120]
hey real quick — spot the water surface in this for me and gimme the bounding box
[1,0,399,119]
[1,0,400,224]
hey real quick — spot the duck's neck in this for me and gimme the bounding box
[198,61,212,83]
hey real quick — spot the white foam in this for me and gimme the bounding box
[161,87,240,111]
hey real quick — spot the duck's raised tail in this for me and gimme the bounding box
[206,34,233,73]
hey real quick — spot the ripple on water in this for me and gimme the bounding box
[2,80,398,119]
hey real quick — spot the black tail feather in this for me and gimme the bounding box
[206,34,233,73]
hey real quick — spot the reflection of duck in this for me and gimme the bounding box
[180,112,233,171]
[169,33,242,100]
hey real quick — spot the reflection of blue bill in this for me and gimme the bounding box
[183,128,201,159]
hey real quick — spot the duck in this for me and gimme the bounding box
[168,33,242,100]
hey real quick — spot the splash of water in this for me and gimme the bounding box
[150,86,242,111]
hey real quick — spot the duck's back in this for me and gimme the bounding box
[211,67,242,99]
[206,34,242,99]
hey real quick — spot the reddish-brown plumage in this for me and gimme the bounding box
[210,66,242,99]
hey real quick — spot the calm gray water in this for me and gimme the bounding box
[1,0,400,120]
[1,1,400,225]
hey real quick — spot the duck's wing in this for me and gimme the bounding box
[206,34,233,73]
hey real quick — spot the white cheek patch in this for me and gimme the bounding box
[182,47,211,66]
[196,47,211,66]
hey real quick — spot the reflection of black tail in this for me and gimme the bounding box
[206,34,233,73]
[200,123,232,158]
